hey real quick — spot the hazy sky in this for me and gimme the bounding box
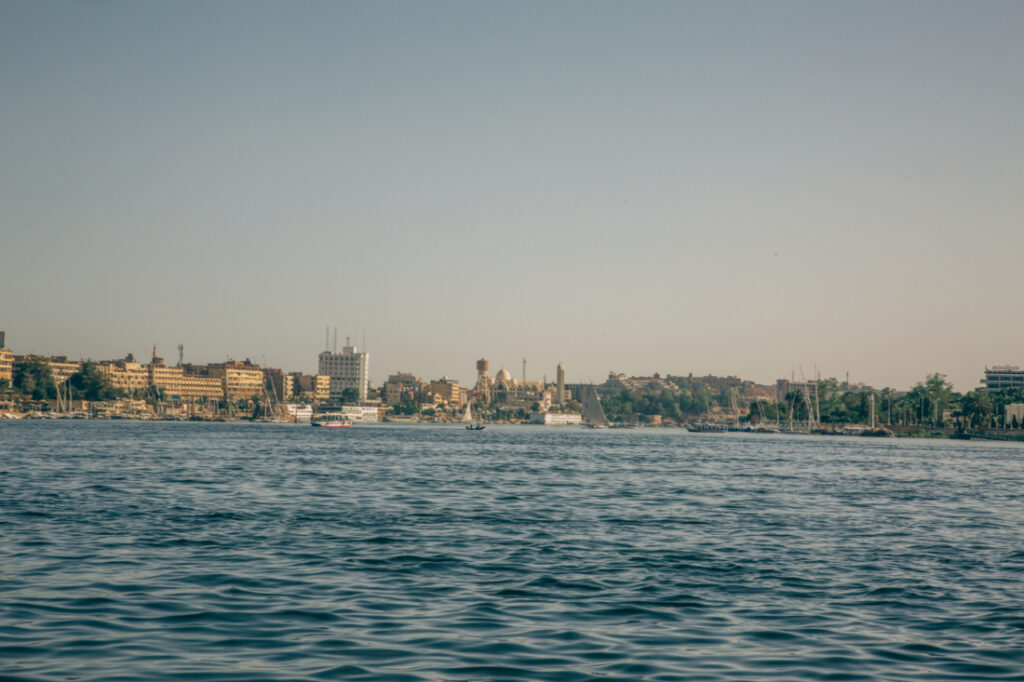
[2,1,1022,391]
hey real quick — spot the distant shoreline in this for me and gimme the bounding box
[5,414,1024,443]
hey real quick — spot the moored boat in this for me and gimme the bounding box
[312,413,352,428]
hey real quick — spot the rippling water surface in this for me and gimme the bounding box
[3,422,1024,680]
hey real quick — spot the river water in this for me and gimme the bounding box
[2,421,1023,680]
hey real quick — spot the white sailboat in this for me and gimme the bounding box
[581,385,609,428]
[463,402,485,430]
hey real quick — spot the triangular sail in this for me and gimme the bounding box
[581,385,609,426]
[460,402,473,423]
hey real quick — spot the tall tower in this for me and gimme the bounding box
[475,358,490,404]
[557,363,566,404]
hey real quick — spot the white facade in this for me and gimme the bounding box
[340,404,380,422]
[983,366,1024,393]
[318,344,370,401]
[285,404,313,422]
[529,412,582,425]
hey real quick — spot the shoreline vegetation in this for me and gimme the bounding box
[3,367,1024,442]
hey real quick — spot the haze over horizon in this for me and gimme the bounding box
[3,1,1022,393]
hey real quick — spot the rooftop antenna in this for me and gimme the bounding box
[333,327,337,353]
[177,344,184,368]
[325,326,329,351]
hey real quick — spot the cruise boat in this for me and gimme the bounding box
[311,413,352,428]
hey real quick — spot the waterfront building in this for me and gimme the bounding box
[529,412,582,425]
[1006,403,1024,427]
[202,360,265,400]
[265,369,295,402]
[150,365,224,401]
[383,372,422,405]
[556,363,566,404]
[291,373,330,404]
[98,358,151,393]
[36,356,82,384]
[604,372,671,394]
[11,355,82,386]
[983,366,1024,392]
[426,377,462,408]
[318,339,369,401]
[0,348,12,385]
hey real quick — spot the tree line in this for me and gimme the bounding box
[593,373,1024,429]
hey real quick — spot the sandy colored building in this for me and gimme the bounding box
[150,365,223,400]
[98,359,151,393]
[426,377,462,408]
[291,373,330,404]
[265,369,295,402]
[203,360,265,400]
[0,349,13,385]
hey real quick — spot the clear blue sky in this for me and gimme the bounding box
[2,1,1022,391]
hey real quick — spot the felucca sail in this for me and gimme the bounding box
[460,402,473,423]
[581,385,609,427]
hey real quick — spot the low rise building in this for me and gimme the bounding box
[292,373,331,404]
[383,372,422,405]
[202,360,265,400]
[0,349,13,385]
[265,369,295,402]
[426,377,462,408]
[604,372,672,394]
[150,365,224,401]
[1006,403,1024,428]
[98,358,151,394]
[38,356,82,384]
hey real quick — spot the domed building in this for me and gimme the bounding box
[472,358,564,409]
[495,368,514,390]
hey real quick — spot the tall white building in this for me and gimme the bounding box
[318,339,369,401]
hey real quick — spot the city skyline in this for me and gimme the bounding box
[0,327,1010,394]
[3,2,1023,393]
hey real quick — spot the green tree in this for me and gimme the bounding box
[393,394,418,416]
[13,357,57,400]
[340,388,360,404]
[923,373,955,426]
[69,361,120,401]
[960,390,994,428]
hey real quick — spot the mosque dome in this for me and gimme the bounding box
[496,368,513,385]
